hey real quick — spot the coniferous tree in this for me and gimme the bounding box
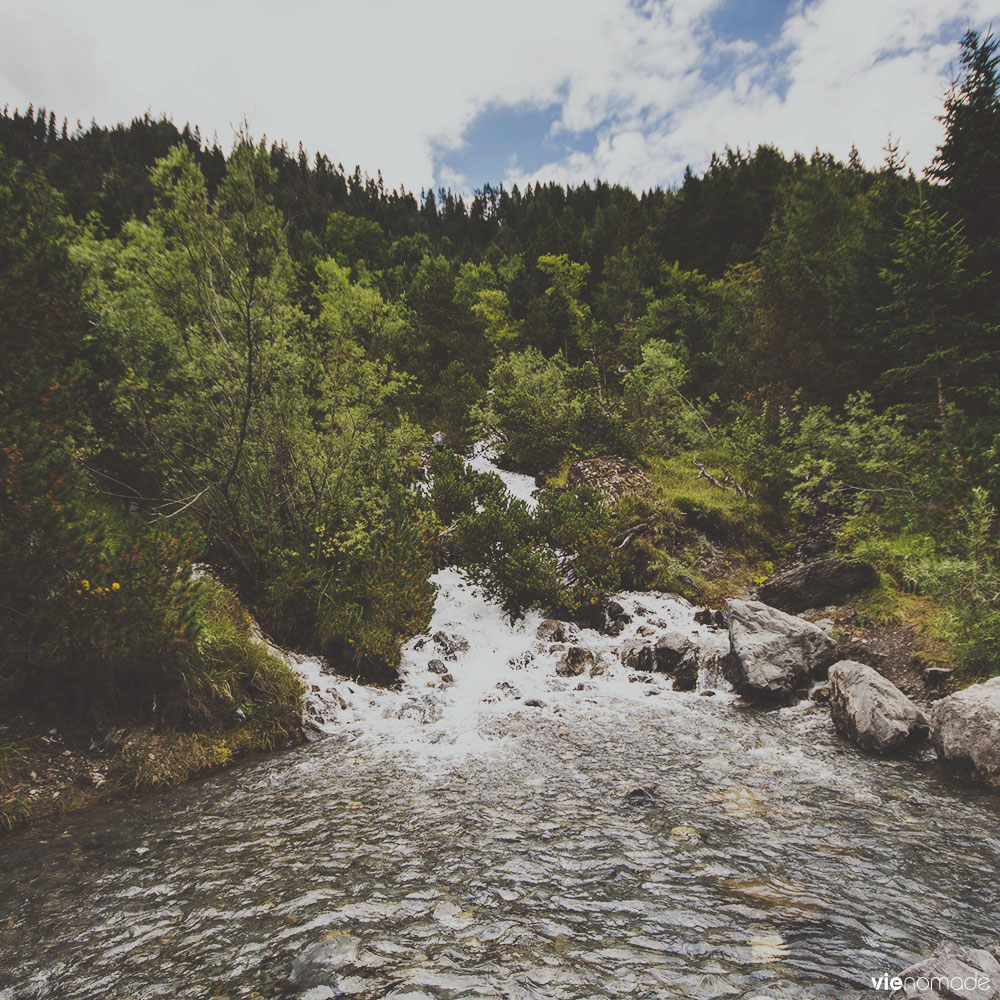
[929,29,1000,290]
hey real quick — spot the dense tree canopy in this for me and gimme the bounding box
[3,27,1000,722]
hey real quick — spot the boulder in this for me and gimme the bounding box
[566,455,651,504]
[758,558,877,613]
[654,632,699,691]
[427,659,448,675]
[828,660,928,752]
[620,641,654,672]
[891,940,1000,999]
[724,599,838,702]
[536,619,572,643]
[556,646,595,677]
[930,677,1000,790]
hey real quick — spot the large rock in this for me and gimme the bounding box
[828,660,927,752]
[619,641,654,672]
[536,619,570,643]
[556,646,595,677]
[566,455,650,504]
[930,677,1000,790]
[758,558,877,613]
[654,632,699,691]
[890,940,1000,999]
[724,599,838,702]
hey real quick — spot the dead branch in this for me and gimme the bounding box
[693,458,749,498]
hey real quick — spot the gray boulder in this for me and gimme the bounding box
[536,618,568,643]
[930,677,1000,790]
[724,599,838,702]
[556,646,595,677]
[828,660,927,752]
[891,939,1000,999]
[758,558,877,613]
[620,641,654,672]
[654,632,699,691]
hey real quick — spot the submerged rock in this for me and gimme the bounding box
[828,660,927,753]
[536,619,569,643]
[758,557,877,613]
[694,608,726,629]
[723,599,838,702]
[891,940,1000,999]
[810,683,831,704]
[290,936,361,987]
[930,677,1000,790]
[598,599,631,636]
[623,785,658,805]
[433,631,470,660]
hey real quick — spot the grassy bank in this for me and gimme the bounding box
[606,451,785,605]
[0,576,304,836]
[0,703,303,835]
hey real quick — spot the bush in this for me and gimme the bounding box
[476,348,580,472]
[426,448,482,525]
[446,469,624,619]
[0,496,303,726]
[622,339,713,456]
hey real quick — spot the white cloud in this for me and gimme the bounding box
[504,0,995,191]
[0,0,991,193]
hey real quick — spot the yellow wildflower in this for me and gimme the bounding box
[111,582,120,591]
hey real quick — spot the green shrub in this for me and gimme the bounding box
[426,448,482,525]
[476,347,579,472]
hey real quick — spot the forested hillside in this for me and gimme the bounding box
[2,26,998,751]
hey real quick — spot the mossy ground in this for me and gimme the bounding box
[0,706,303,836]
[618,452,785,604]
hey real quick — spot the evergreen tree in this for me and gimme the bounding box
[929,30,1000,289]
[878,195,987,417]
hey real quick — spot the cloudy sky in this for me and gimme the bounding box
[1,0,994,194]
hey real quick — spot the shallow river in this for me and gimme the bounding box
[1,461,998,1000]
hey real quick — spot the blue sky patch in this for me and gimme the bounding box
[434,102,598,191]
[713,0,795,46]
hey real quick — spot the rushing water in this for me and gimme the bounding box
[2,463,999,1000]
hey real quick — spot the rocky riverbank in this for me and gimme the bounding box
[0,708,303,835]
